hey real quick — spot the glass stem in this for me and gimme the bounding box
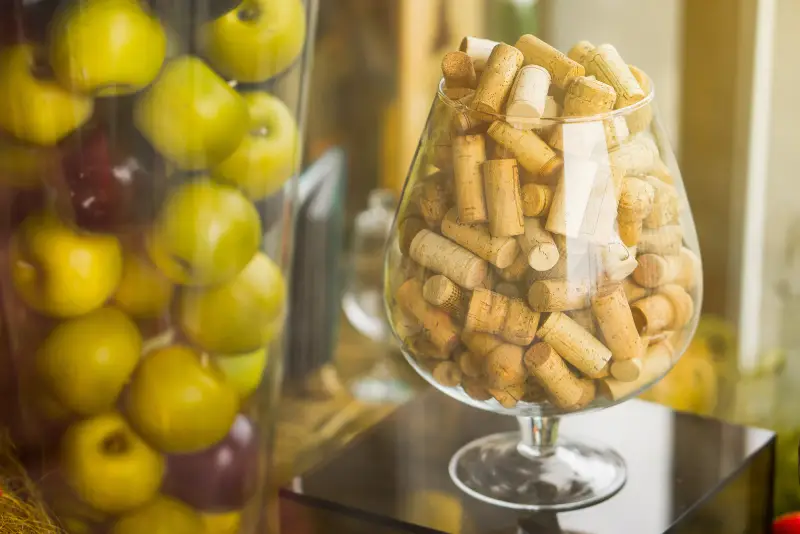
[516,416,559,459]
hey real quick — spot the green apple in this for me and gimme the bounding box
[61,413,165,514]
[197,0,306,83]
[49,0,166,96]
[0,45,93,146]
[214,347,268,399]
[111,496,203,534]
[11,212,122,317]
[146,179,261,286]
[114,249,174,318]
[213,91,299,200]
[134,56,248,170]
[178,252,286,354]
[36,308,142,415]
[126,345,239,453]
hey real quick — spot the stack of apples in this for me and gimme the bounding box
[0,0,307,531]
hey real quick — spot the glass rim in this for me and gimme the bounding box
[436,72,656,125]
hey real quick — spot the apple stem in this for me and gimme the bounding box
[101,432,130,455]
[237,5,261,23]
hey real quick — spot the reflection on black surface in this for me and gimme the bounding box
[290,391,775,534]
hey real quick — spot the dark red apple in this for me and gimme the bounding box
[163,414,259,510]
[55,122,168,234]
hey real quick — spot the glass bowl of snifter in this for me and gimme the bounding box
[384,34,702,511]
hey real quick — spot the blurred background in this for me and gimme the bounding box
[278,0,800,521]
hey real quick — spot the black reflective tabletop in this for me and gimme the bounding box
[287,392,775,534]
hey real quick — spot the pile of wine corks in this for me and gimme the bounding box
[390,34,700,413]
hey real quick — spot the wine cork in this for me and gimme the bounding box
[494,281,521,299]
[637,225,683,256]
[524,342,585,408]
[522,378,548,403]
[465,288,539,346]
[462,377,493,401]
[396,279,460,355]
[489,383,525,409]
[568,40,595,65]
[484,343,526,388]
[423,275,469,317]
[606,115,631,151]
[520,183,553,217]
[601,341,672,400]
[643,176,679,228]
[618,177,655,223]
[610,357,643,382]
[619,220,642,248]
[406,335,443,360]
[591,284,644,361]
[456,348,484,378]
[461,331,503,355]
[398,216,428,256]
[431,141,453,172]
[443,87,475,101]
[641,330,673,347]
[487,121,562,177]
[611,136,657,177]
[537,312,612,378]
[465,288,508,335]
[583,44,645,108]
[528,279,592,312]
[622,278,651,303]
[409,229,488,289]
[418,173,452,227]
[507,65,552,127]
[472,44,524,115]
[567,308,596,336]
[517,217,560,271]
[563,76,617,117]
[484,159,525,237]
[515,34,585,89]
[432,361,463,388]
[442,51,478,89]
[630,294,674,336]
[599,241,638,282]
[626,64,654,134]
[658,284,694,329]
[503,298,541,346]
[459,36,499,72]
[441,209,519,269]
[452,135,488,223]
[673,247,700,290]
[571,379,597,410]
[490,141,515,160]
[633,254,683,288]
[651,158,674,185]
[496,249,530,282]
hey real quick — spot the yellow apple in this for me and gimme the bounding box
[0,45,93,146]
[114,249,174,318]
[49,0,166,96]
[197,0,306,83]
[213,91,299,200]
[10,212,122,317]
[214,347,268,399]
[178,252,286,354]
[134,56,248,170]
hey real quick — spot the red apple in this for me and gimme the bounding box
[55,122,168,234]
[775,513,800,534]
[163,414,258,510]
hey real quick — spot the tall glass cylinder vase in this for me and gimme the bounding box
[0,0,316,532]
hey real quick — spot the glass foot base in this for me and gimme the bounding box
[448,431,626,511]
